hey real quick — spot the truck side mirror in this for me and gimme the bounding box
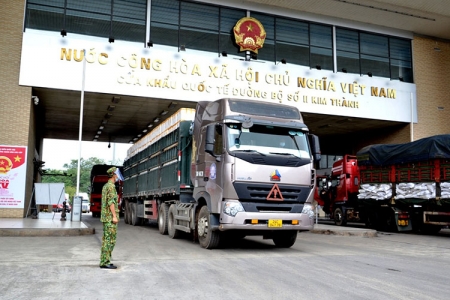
[205,124,215,156]
[308,134,321,162]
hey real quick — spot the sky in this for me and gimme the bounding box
[42,139,132,170]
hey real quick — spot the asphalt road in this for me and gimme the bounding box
[1,213,449,300]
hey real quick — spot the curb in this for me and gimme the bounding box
[0,221,95,237]
[310,228,377,237]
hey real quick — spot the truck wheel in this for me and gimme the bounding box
[124,201,129,224]
[272,230,298,248]
[131,203,141,226]
[158,203,169,235]
[197,206,220,249]
[126,201,132,225]
[334,207,347,226]
[168,204,180,239]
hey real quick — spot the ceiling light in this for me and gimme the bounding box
[104,113,112,119]
[102,119,108,124]
[112,96,120,104]
[168,102,177,109]
[97,131,102,135]
[107,105,115,111]
[137,134,142,137]
[153,117,160,123]
[99,126,104,130]
[95,135,99,138]
[147,124,153,128]
[143,129,148,133]
[133,138,138,141]
[93,138,98,141]
[160,110,168,115]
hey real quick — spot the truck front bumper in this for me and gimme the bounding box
[218,211,314,231]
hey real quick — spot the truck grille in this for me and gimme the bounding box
[233,182,311,203]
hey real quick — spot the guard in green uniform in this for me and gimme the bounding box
[99,166,123,269]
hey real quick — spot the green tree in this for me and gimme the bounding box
[42,157,106,201]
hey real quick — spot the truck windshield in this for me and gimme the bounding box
[226,123,311,159]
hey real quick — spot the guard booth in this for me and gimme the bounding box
[71,196,82,222]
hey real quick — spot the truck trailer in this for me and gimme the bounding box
[122,98,321,249]
[315,135,450,233]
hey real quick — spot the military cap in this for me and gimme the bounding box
[107,166,117,177]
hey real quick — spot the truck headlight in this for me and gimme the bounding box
[301,203,315,219]
[223,201,244,217]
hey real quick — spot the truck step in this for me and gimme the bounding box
[174,224,191,233]
[174,215,190,222]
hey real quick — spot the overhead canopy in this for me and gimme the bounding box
[357,135,450,166]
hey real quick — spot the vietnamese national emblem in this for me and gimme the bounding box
[233,17,266,53]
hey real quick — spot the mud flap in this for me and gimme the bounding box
[210,213,220,231]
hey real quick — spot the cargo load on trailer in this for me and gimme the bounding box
[315,135,450,233]
[122,98,321,249]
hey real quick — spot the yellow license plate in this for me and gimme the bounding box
[398,220,409,226]
[268,219,282,228]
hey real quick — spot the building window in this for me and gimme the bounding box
[275,18,309,66]
[179,2,220,52]
[390,38,412,82]
[310,24,333,70]
[25,0,146,43]
[336,28,360,74]
[336,28,413,82]
[150,0,246,55]
[150,0,179,47]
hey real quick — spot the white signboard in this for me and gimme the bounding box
[34,183,65,205]
[19,30,417,123]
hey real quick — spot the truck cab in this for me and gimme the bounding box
[89,165,124,217]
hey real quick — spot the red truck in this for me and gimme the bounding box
[315,135,450,233]
[89,164,123,217]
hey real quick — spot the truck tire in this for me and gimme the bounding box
[168,204,181,239]
[131,203,141,226]
[123,201,129,224]
[124,201,130,224]
[197,205,220,249]
[158,203,169,235]
[272,230,298,248]
[334,207,347,226]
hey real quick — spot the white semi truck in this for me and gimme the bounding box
[122,98,321,249]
